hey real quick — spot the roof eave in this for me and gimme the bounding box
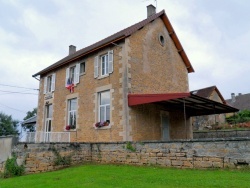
[161,14,194,73]
[32,36,126,77]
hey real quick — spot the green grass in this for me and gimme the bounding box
[0,164,249,188]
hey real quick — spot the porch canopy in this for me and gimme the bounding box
[128,93,239,116]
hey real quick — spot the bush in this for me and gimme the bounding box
[3,156,25,178]
[226,110,250,124]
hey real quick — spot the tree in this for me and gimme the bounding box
[22,108,37,132]
[0,112,19,136]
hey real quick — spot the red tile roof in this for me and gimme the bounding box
[33,10,194,77]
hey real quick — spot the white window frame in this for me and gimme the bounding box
[101,54,109,76]
[44,73,56,94]
[65,63,80,87]
[44,104,53,142]
[67,98,77,130]
[98,90,110,122]
[94,50,113,78]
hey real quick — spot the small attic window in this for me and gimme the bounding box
[159,34,165,46]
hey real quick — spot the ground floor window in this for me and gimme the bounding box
[44,104,53,142]
[68,98,77,129]
[99,90,110,122]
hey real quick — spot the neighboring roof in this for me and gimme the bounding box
[191,86,226,104]
[33,10,194,77]
[22,116,37,125]
[128,93,238,116]
[226,93,250,111]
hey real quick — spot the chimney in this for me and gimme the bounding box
[147,4,156,17]
[69,45,76,55]
[231,93,235,103]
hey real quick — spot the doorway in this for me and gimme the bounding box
[161,112,170,141]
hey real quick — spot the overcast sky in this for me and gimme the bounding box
[0,0,250,121]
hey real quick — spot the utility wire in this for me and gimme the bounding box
[0,83,39,90]
[0,102,27,113]
[0,90,38,95]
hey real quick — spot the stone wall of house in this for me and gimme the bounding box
[194,130,250,139]
[6,139,250,174]
[126,17,190,141]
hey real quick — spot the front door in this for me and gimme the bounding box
[161,113,170,141]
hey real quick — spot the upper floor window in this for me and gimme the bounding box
[94,50,113,78]
[44,74,56,94]
[80,62,86,75]
[101,54,108,76]
[69,66,76,83]
[65,64,80,88]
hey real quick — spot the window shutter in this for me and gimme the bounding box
[51,73,56,92]
[94,56,99,78]
[108,50,113,73]
[65,68,69,87]
[43,76,47,94]
[74,63,80,85]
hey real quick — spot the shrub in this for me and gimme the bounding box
[3,156,25,178]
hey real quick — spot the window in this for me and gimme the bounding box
[99,91,110,122]
[159,35,165,46]
[101,54,108,76]
[67,98,77,129]
[80,62,86,74]
[44,104,53,142]
[65,64,80,87]
[69,66,76,83]
[44,74,56,94]
[94,50,113,78]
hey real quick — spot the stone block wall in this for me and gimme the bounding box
[5,139,250,174]
[193,130,250,139]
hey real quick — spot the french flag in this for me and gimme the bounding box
[66,78,74,93]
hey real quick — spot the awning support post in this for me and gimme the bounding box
[183,98,187,139]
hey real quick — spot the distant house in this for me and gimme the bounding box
[191,86,228,130]
[226,93,250,112]
[32,5,238,143]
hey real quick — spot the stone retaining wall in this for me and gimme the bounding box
[193,130,250,139]
[6,139,250,174]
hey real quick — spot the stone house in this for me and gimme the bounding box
[226,93,250,112]
[32,5,238,142]
[191,86,227,130]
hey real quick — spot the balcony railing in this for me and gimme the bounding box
[26,131,70,143]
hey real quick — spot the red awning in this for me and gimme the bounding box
[128,93,239,116]
[128,93,190,106]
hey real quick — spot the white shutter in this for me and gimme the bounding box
[51,73,56,92]
[108,50,113,73]
[43,76,47,94]
[94,56,99,78]
[74,63,80,85]
[65,68,69,87]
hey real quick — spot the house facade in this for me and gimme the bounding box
[33,6,237,142]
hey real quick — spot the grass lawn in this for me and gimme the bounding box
[0,164,249,188]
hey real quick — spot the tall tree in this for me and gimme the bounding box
[0,112,19,136]
[22,108,37,132]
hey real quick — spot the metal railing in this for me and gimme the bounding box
[26,131,70,143]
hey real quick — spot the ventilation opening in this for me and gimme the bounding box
[159,35,165,46]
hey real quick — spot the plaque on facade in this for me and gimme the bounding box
[45,93,53,100]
